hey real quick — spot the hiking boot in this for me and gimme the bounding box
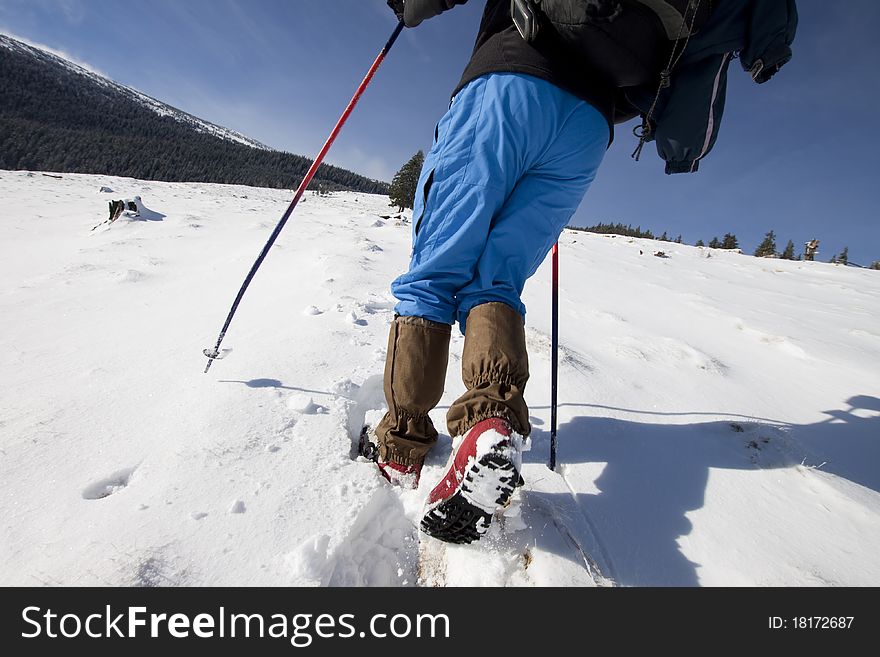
[358,425,423,490]
[377,459,422,489]
[420,417,522,544]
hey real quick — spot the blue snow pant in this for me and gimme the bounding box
[391,73,609,332]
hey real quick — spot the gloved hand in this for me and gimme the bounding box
[387,0,405,22]
[389,0,464,28]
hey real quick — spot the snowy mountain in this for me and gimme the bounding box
[0,33,268,150]
[0,34,388,194]
[1,170,878,587]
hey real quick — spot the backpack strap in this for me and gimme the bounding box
[631,0,697,39]
[630,0,706,160]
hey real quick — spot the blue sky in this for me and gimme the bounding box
[2,0,878,264]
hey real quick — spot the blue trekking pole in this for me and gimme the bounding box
[203,21,405,373]
[549,242,559,470]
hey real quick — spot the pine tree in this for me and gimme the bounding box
[695,239,705,247]
[674,235,682,244]
[721,233,739,250]
[708,237,721,249]
[388,150,425,212]
[780,240,796,260]
[754,230,777,258]
[870,261,880,270]
[837,246,849,266]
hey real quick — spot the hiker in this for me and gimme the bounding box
[375,0,798,544]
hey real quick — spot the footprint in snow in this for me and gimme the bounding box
[131,554,186,587]
[115,269,146,284]
[331,378,359,397]
[82,466,137,500]
[346,311,367,326]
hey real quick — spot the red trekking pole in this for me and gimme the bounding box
[203,21,405,373]
[549,242,559,470]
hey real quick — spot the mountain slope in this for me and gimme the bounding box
[0,171,878,586]
[0,34,388,194]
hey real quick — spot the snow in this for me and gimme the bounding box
[1,169,879,587]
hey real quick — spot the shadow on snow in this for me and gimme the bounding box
[521,395,880,586]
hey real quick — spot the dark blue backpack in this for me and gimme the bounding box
[513,0,714,87]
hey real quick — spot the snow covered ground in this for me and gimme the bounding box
[1,170,878,587]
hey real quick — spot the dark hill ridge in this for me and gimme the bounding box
[0,34,388,194]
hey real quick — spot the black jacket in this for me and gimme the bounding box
[624,0,799,173]
[404,0,618,133]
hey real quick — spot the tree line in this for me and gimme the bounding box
[741,230,860,266]
[569,222,876,268]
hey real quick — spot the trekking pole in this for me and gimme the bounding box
[549,242,559,470]
[202,21,405,374]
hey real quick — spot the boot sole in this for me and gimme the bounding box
[420,452,519,545]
